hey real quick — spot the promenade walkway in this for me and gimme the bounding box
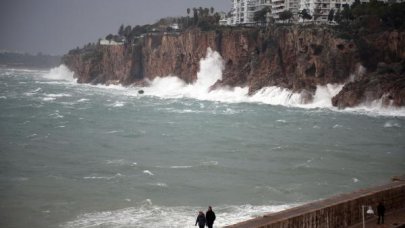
[226,177,405,228]
[349,208,405,228]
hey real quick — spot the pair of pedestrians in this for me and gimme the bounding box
[195,206,216,228]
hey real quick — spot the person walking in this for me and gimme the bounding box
[195,211,206,228]
[377,201,385,224]
[206,206,216,228]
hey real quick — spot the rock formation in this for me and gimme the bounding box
[62,25,405,108]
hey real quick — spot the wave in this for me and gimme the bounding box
[61,199,298,228]
[83,173,123,180]
[42,65,75,81]
[42,51,405,117]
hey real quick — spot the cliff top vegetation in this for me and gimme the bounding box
[66,1,404,57]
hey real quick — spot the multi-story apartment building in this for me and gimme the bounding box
[271,0,300,20]
[229,0,271,25]
[225,0,400,25]
[299,0,354,22]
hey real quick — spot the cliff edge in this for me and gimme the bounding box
[62,25,405,108]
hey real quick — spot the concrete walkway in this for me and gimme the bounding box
[349,208,405,228]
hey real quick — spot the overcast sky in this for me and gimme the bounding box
[0,0,231,55]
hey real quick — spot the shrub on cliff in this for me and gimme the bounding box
[345,0,405,29]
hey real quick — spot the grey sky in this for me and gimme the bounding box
[0,0,231,55]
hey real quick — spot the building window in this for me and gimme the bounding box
[335,3,341,7]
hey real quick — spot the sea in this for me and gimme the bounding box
[1,49,404,228]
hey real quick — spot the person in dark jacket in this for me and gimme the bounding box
[195,211,206,228]
[206,206,216,228]
[377,201,385,224]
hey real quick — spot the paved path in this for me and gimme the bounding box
[349,208,405,228]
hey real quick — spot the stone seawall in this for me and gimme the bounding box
[226,178,405,228]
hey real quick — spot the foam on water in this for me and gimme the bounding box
[44,93,72,98]
[170,166,193,169]
[83,173,123,180]
[138,48,403,116]
[384,121,401,128]
[143,170,154,176]
[61,200,298,228]
[42,65,75,82]
[40,51,405,117]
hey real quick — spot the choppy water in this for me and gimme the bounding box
[0,51,404,228]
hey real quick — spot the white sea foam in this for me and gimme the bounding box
[49,110,64,119]
[35,51,404,117]
[83,173,123,180]
[77,98,89,102]
[113,101,125,107]
[42,65,75,82]
[148,182,168,187]
[201,161,219,166]
[383,121,401,128]
[135,48,404,116]
[276,119,287,123]
[24,87,42,96]
[170,166,193,169]
[45,93,72,98]
[143,170,154,176]
[61,200,298,228]
[42,97,56,101]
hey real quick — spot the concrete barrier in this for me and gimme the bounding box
[226,178,405,228]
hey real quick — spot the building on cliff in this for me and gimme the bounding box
[99,39,124,46]
[223,0,400,24]
[299,0,354,22]
[229,0,272,25]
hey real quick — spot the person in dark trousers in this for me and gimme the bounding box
[195,211,206,228]
[206,206,216,228]
[377,201,385,224]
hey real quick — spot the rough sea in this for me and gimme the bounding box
[1,50,404,228]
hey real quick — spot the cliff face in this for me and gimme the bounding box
[63,26,405,108]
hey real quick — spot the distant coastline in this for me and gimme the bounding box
[0,51,61,69]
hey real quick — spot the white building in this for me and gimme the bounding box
[224,0,397,25]
[299,0,354,22]
[271,0,300,20]
[229,0,271,25]
[99,39,124,46]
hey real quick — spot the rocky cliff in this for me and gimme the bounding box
[63,26,405,108]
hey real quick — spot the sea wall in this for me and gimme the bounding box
[62,26,405,108]
[226,178,405,228]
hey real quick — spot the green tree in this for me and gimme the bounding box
[279,10,293,23]
[328,9,335,21]
[334,9,342,23]
[124,25,132,38]
[313,5,322,21]
[187,8,190,16]
[193,8,198,25]
[210,7,215,15]
[204,8,210,17]
[341,4,353,22]
[106,34,114,40]
[300,9,312,22]
[118,24,124,36]
[253,6,271,25]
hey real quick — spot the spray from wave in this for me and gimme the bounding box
[43,50,405,116]
[42,65,75,82]
[141,48,345,109]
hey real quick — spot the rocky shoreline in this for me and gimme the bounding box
[62,25,405,109]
